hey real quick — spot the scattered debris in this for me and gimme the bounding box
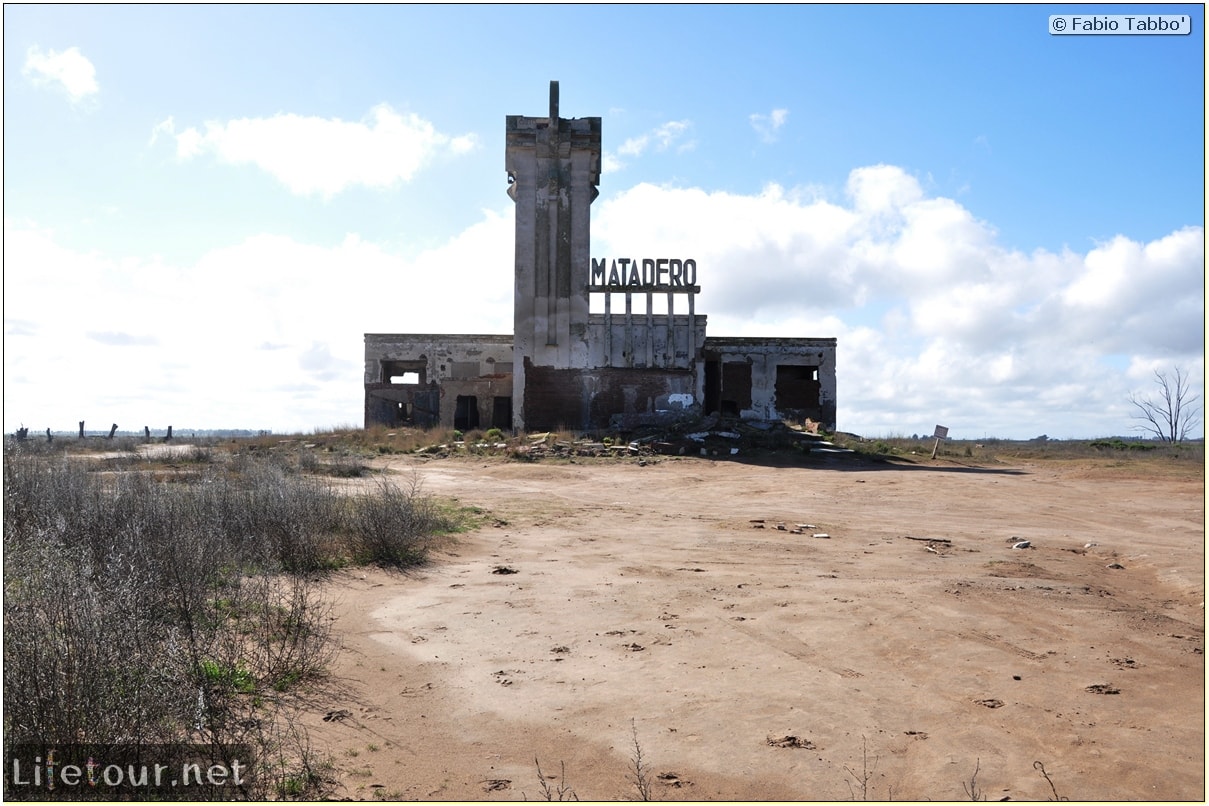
[624,643,645,652]
[904,730,929,740]
[481,779,511,792]
[492,565,519,575]
[1086,683,1120,695]
[767,734,816,749]
[657,772,691,788]
[323,709,352,722]
[753,518,822,535]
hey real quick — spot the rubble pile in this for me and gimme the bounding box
[629,414,832,457]
[511,433,647,460]
[512,415,838,460]
[412,415,848,462]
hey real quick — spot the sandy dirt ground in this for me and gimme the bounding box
[306,452,1204,801]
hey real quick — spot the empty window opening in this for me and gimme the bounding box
[775,364,822,416]
[382,359,426,385]
[455,395,480,431]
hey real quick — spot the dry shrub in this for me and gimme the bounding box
[2,446,449,798]
[348,474,450,568]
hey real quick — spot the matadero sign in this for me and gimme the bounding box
[591,257,699,291]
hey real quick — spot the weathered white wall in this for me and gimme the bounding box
[705,337,837,425]
[364,334,514,428]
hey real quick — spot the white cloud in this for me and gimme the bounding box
[3,210,513,434]
[153,105,479,197]
[609,120,694,170]
[749,108,789,143]
[87,332,159,347]
[846,164,925,215]
[23,46,99,103]
[5,163,1202,439]
[619,120,693,156]
[601,152,625,174]
[592,171,1204,438]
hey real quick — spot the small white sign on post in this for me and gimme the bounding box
[931,425,948,459]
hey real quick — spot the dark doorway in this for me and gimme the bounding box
[454,395,480,431]
[721,361,753,415]
[413,389,440,428]
[704,360,721,414]
[492,396,513,430]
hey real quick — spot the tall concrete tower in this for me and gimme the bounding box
[505,81,601,429]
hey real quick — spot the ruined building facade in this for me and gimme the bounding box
[365,83,836,433]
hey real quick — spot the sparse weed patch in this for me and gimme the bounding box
[2,443,454,799]
[529,758,578,801]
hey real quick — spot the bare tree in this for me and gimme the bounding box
[1129,366,1202,442]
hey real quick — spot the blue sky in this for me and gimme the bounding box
[4,4,1204,438]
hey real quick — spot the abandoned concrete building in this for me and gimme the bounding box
[365,82,836,434]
